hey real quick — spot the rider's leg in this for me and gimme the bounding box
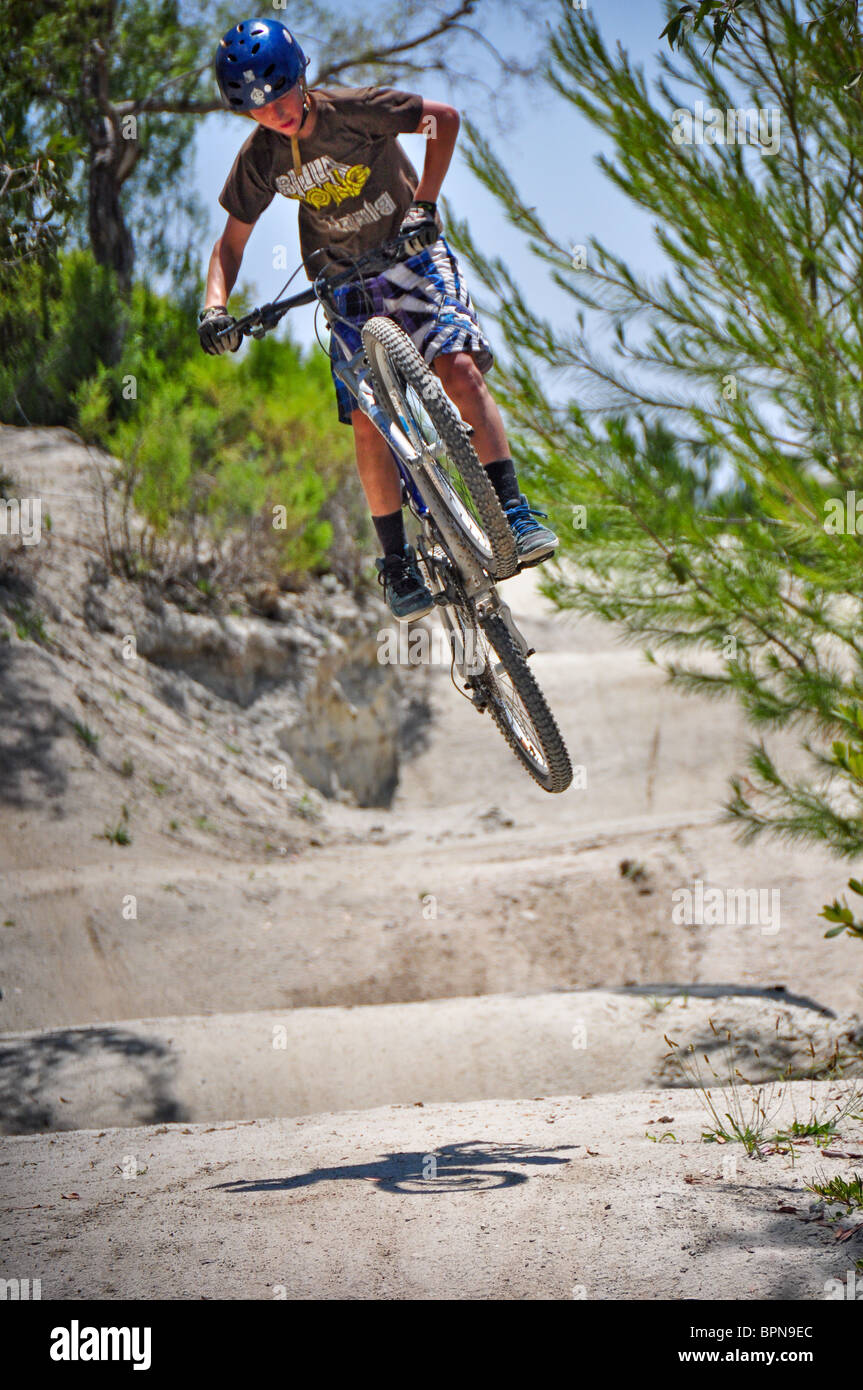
[432,351,558,566]
[351,407,434,621]
[432,351,509,467]
[351,407,403,537]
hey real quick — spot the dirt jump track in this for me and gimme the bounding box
[1,428,861,1302]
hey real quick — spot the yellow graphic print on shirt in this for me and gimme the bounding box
[274,155,371,209]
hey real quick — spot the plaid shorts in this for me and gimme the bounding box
[325,234,494,425]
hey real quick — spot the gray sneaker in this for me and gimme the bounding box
[503,493,559,568]
[375,543,435,621]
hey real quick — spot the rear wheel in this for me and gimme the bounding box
[477,611,573,794]
[419,543,572,794]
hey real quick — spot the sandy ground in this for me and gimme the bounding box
[2,1081,862,1300]
[2,991,856,1133]
[3,430,860,1035]
[2,428,862,1299]
[3,566,861,1033]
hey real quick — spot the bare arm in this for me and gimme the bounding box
[204,214,256,308]
[412,100,460,204]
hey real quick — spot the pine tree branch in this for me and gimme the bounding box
[310,0,479,84]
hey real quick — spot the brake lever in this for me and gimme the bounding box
[250,302,278,338]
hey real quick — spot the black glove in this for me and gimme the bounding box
[198,305,241,356]
[398,199,441,254]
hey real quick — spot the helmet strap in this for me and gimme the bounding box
[291,80,312,172]
[298,78,311,129]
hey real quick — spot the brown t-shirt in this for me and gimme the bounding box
[219,85,425,277]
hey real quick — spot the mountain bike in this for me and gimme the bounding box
[219,230,572,793]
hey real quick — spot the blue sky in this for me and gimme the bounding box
[192,1,673,353]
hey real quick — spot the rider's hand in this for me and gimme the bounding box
[198,306,241,356]
[399,200,441,254]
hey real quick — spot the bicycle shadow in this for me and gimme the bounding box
[214,1139,576,1196]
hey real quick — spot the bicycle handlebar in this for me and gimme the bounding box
[227,285,317,341]
[215,224,437,343]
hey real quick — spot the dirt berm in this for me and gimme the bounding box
[2,1080,862,1299]
[2,428,862,1301]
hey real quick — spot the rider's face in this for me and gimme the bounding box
[249,86,305,135]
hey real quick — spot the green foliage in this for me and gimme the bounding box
[660,1,746,54]
[73,720,100,751]
[0,0,213,285]
[9,600,49,645]
[0,244,360,583]
[446,2,863,910]
[660,1,863,88]
[667,1029,863,1151]
[807,1170,863,1208]
[773,1117,839,1143]
[102,322,353,578]
[820,877,863,940]
[667,1032,783,1153]
[0,251,127,424]
[102,804,132,845]
[73,368,114,444]
[0,127,76,284]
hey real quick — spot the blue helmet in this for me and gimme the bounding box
[215,18,309,111]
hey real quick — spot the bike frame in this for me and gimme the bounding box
[220,246,529,673]
[213,236,569,791]
[327,330,430,521]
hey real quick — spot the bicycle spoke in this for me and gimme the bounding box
[403,384,493,551]
[424,546,552,775]
[361,317,518,580]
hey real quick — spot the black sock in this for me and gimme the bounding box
[484,457,521,508]
[372,508,407,557]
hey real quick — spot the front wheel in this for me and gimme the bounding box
[361,315,518,581]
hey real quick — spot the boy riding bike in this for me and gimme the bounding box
[199,16,558,622]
